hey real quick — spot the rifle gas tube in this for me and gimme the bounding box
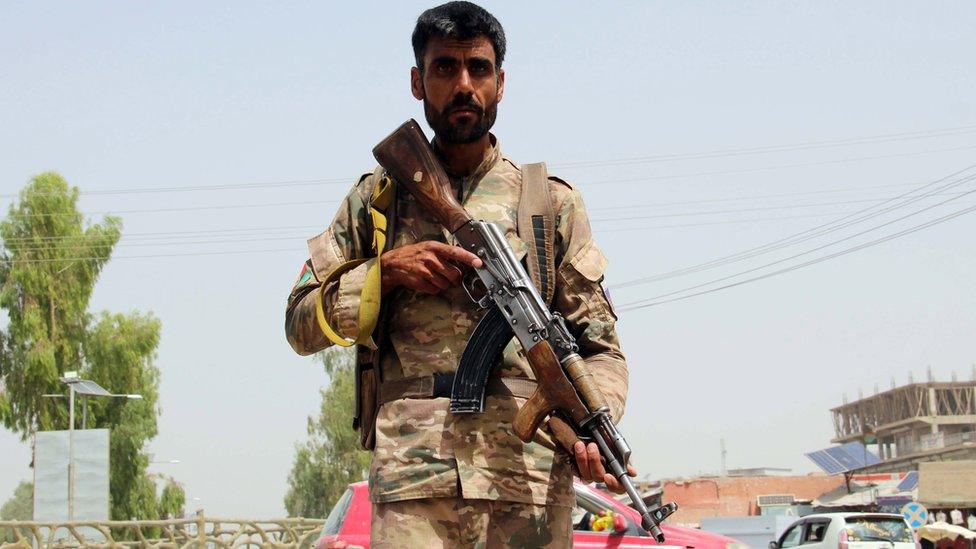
[373,119,676,541]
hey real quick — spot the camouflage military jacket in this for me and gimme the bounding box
[285,137,627,509]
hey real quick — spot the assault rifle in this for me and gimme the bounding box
[373,120,676,541]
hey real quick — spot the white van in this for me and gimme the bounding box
[769,513,918,549]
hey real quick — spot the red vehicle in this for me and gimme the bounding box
[316,480,747,549]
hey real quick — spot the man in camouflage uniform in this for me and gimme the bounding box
[285,2,633,547]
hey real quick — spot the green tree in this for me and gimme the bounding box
[0,172,169,520]
[0,481,32,542]
[86,311,162,520]
[158,478,186,519]
[0,172,120,434]
[284,347,370,518]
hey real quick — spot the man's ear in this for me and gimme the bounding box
[496,68,505,103]
[411,67,425,100]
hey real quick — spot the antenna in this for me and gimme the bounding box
[720,438,727,477]
[927,366,934,382]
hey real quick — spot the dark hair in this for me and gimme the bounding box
[412,2,506,72]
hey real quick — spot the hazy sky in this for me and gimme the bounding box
[2,1,975,517]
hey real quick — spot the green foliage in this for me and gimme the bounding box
[158,478,186,519]
[284,347,370,518]
[0,172,172,521]
[0,481,33,542]
[86,312,162,520]
[0,172,121,435]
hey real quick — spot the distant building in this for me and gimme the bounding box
[658,474,844,526]
[726,467,794,477]
[830,380,976,473]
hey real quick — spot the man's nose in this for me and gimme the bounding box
[454,68,474,95]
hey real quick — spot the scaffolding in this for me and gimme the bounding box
[830,380,976,472]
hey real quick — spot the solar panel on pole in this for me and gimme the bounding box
[70,380,111,397]
[805,441,881,475]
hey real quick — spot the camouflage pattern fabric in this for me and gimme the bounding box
[371,497,573,549]
[285,136,628,509]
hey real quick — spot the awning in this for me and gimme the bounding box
[917,522,976,542]
[813,476,916,508]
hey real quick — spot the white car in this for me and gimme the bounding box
[770,513,918,549]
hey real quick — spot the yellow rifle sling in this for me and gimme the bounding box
[314,175,395,347]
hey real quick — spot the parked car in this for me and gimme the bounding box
[316,480,747,549]
[769,513,919,549]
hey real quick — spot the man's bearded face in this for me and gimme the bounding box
[423,91,498,145]
[412,35,504,145]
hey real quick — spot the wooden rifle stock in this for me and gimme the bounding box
[513,341,591,443]
[372,119,472,233]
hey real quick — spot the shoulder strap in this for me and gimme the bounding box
[518,162,556,305]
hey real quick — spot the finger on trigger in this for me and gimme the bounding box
[424,254,461,286]
[425,269,451,290]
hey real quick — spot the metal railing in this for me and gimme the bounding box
[890,430,976,459]
[0,514,325,548]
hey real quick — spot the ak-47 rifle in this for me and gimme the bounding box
[373,120,677,541]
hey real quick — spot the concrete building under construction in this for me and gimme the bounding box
[830,377,976,472]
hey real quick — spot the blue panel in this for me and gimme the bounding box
[805,442,881,475]
[805,450,847,475]
[897,471,918,492]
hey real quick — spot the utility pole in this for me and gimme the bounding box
[46,374,142,522]
[68,382,75,521]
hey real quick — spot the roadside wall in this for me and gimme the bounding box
[662,474,844,526]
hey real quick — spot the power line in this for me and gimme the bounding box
[0,176,352,199]
[6,188,975,254]
[554,125,976,169]
[7,196,975,267]
[618,178,976,310]
[618,202,976,311]
[589,193,968,223]
[9,145,973,221]
[594,212,844,232]
[586,182,922,211]
[16,190,969,252]
[611,165,976,289]
[3,199,340,218]
[579,144,976,185]
[0,224,321,245]
[4,248,304,264]
[6,211,864,254]
[3,123,975,199]
[4,211,869,257]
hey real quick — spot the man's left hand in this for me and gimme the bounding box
[573,441,638,494]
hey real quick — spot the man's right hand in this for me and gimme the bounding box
[380,241,483,295]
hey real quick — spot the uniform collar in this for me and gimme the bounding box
[436,133,501,184]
